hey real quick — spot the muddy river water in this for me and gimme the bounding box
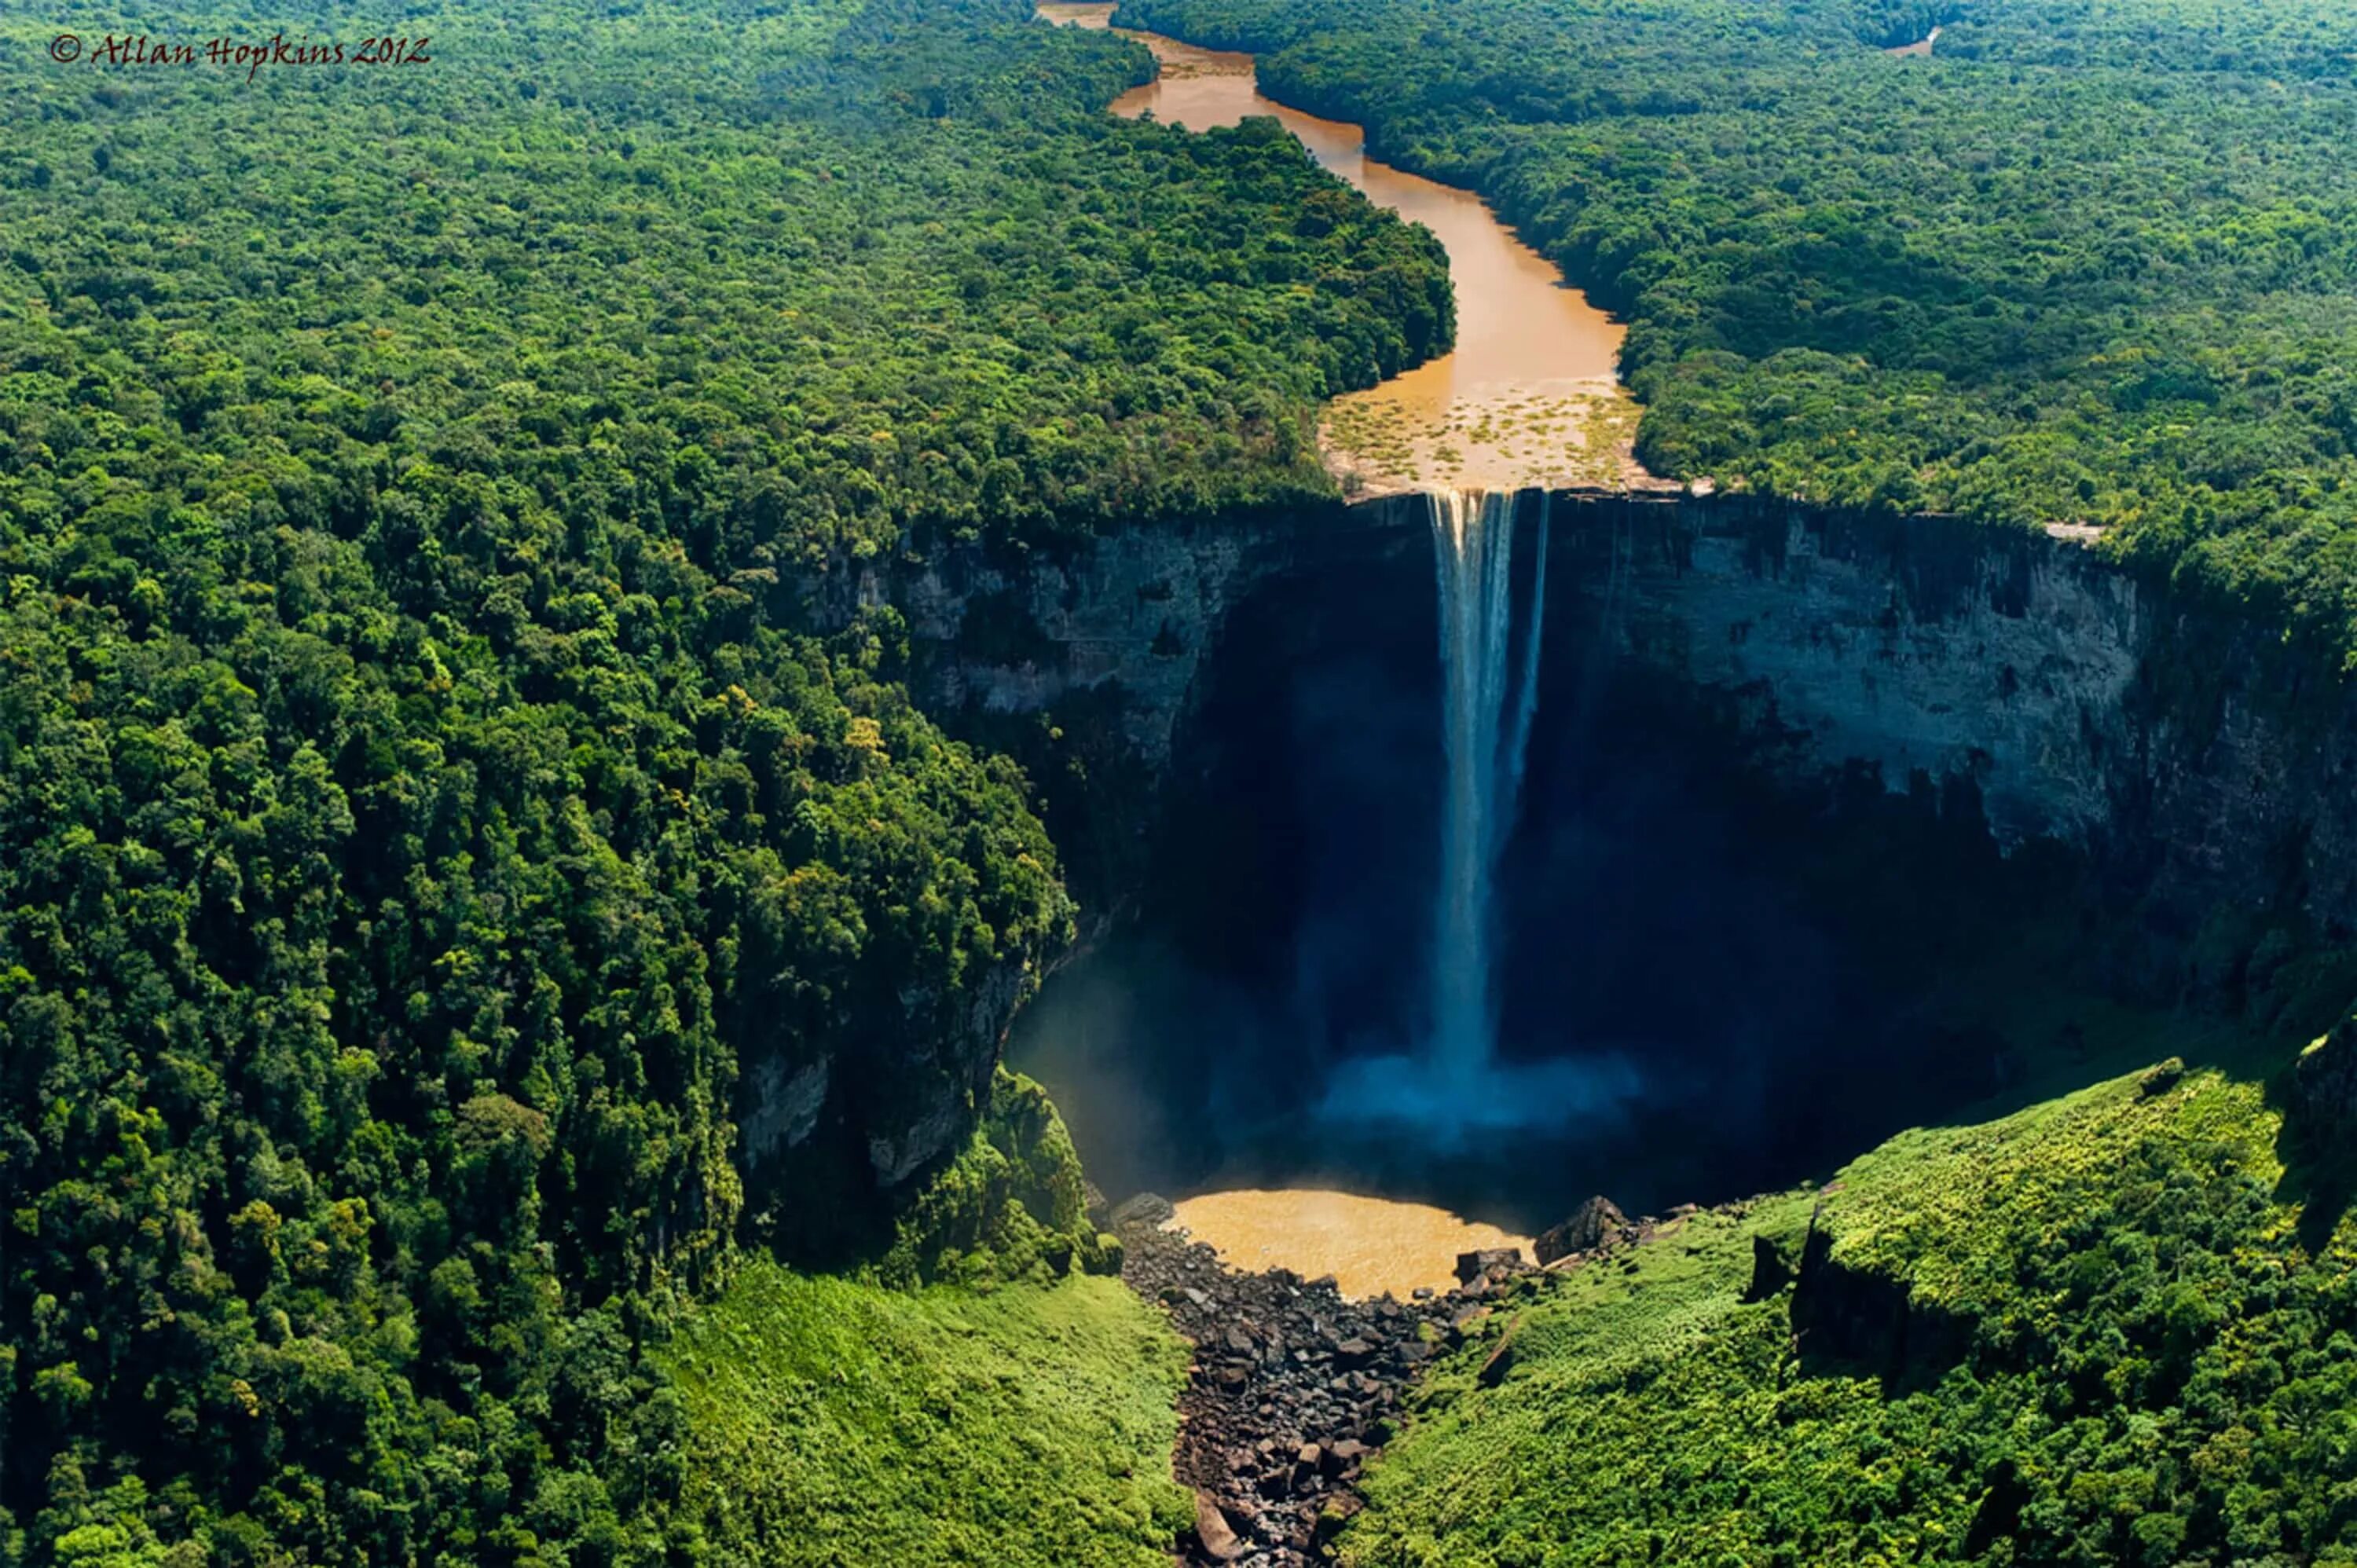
[1168,1189,1532,1300]
[1039,0,1646,496]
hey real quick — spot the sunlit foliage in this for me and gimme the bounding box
[1126,0,2357,655]
[0,0,1445,1558]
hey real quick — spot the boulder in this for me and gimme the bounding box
[1454,1246,1523,1284]
[1192,1492,1247,1563]
[1109,1191,1175,1229]
[1534,1195,1629,1265]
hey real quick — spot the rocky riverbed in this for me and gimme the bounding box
[1106,1191,1659,1565]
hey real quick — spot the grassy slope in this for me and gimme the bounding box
[1342,1051,2357,1567]
[662,1262,1189,1567]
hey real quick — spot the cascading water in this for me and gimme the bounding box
[1427,489,1548,1080]
[1317,486,1637,1139]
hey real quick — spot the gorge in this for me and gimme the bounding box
[744,2,2357,1297]
[17,0,2357,1562]
[905,482,2341,1230]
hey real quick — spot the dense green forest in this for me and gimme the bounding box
[16,0,2357,1561]
[1121,0,2357,658]
[0,0,1449,1559]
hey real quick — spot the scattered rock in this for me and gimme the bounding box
[2137,1056,2187,1098]
[1114,1189,1770,1564]
[1116,1212,1475,1565]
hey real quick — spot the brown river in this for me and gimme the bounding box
[1039,0,1646,496]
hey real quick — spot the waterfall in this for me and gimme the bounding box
[1318,487,1639,1139]
[1427,489,1549,1081]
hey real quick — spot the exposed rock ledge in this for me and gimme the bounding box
[840,489,2357,937]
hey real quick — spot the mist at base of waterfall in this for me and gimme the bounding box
[1315,1050,1646,1148]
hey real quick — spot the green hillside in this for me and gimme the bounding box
[1340,1050,2357,1566]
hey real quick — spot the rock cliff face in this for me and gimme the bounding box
[771,486,2356,1229]
[1548,496,2144,848]
[866,489,2357,939]
[860,504,1410,770]
[1538,493,2356,937]
[736,943,1042,1257]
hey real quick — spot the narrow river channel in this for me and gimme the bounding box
[1040,0,1647,496]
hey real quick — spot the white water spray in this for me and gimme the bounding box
[1427,489,1549,1080]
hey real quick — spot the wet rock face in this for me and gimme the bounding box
[1117,1204,1540,1568]
[867,489,2357,943]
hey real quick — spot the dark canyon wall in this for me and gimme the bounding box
[867,489,2357,932]
[752,488,2357,1215]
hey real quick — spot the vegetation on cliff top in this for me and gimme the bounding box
[1120,0,2357,658]
[658,1071,1188,1566]
[0,0,1439,1558]
[1342,1052,2357,1566]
